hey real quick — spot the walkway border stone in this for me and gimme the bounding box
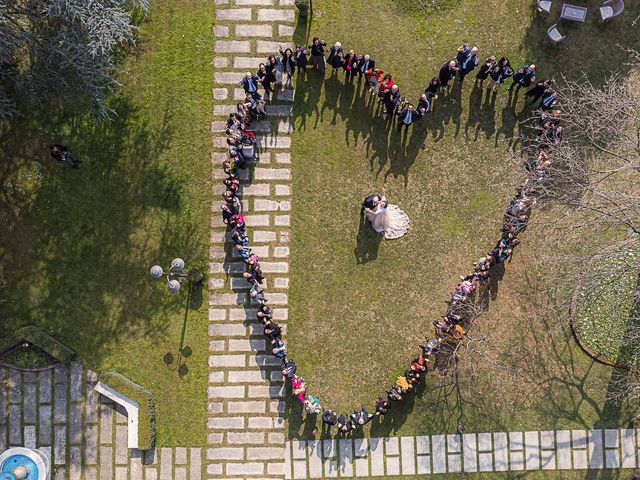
[285,429,639,478]
[209,0,294,477]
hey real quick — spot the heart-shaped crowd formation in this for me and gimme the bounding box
[221,39,560,434]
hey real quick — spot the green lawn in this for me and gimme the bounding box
[0,0,213,446]
[287,0,640,450]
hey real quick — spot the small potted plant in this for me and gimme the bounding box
[295,0,309,17]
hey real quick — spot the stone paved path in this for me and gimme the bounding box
[208,0,294,478]
[285,430,638,478]
[0,363,203,480]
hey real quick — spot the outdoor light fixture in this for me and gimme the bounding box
[149,257,203,293]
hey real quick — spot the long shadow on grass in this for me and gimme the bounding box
[0,97,203,366]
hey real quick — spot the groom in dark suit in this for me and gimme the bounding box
[361,193,386,213]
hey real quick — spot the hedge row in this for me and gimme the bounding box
[99,370,156,451]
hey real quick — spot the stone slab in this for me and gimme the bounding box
[431,435,446,473]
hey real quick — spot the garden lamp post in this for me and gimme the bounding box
[150,258,203,293]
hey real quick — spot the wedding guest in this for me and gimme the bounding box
[239,71,260,96]
[350,407,372,425]
[243,270,263,286]
[266,53,284,85]
[438,60,458,90]
[304,395,321,414]
[257,62,275,99]
[223,190,241,213]
[397,103,420,131]
[475,56,496,82]
[256,305,272,323]
[271,339,287,358]
[279,46,296,87]
[509,64,536,94]
[420,337,441,357]
[374,397,390,415]
[458,46,479,83]
[386,386,403,401]
[224,174,240,193]
[263,322,282,341]
[369,68,385,94]
[221,204,234,225]
[245,93,267,119]
[308,37,327,72]
[377,73,394,100]
[327,42,344,72]
[235,243,252,260]
[281,359,297,378]
[383,84,401,115]
[291,375,307,403]
[337,415,354,434]
[322,409,338,426]
[417,93,431,115]
[357,54,375,83]
[343,49,358,82]
[294,45,310,74]
[525,79,552,104]
[486,56,513,92]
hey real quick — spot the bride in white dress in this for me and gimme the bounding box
[364,200,410,240]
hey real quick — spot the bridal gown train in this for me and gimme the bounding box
[365,204,410,239]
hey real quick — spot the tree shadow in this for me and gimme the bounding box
[0,96,203,366]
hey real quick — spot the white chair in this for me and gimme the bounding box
[537,0,552,13]
[600,0,624,20]
[547,23,566,43]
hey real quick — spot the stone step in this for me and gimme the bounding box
[256,9,295,22]
[215,40,251,53]
[256,40,293,53]
[216,8,252,21]
[213,104,292,116]
[235,24,274,37]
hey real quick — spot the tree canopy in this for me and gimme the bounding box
[0,0,148,119]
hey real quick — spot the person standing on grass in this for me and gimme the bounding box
[383,84,401,116]
[424,77,440,104]
[294,45,309,74]
[438,60,458,91]
[458,46,479,83]
[509,64,536,95]
[417,93,431,116]
[525,78,552,105]
[357,54,375,83]
[327,41,344,73]
[486,56,513,92]
[343,49,358,82]
[475,56,496,83]
[397,103,420,131]
[322,409,338,427]
[50,144,81,169]
[309,37,327,73]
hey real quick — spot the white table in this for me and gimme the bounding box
[560,3,588,21]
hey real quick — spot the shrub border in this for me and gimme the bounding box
[99,370,156,451]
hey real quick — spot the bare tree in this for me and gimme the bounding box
[525,61,640,245]
[0,0,149,120]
